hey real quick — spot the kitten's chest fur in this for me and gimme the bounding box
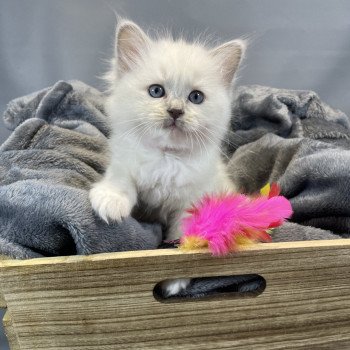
[135,150,200,207]
[130,147,216,227]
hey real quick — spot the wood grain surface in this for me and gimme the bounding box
[1,239,350,349]
[3,311,20,350]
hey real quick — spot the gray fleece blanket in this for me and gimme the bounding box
[0,81,162,259]
[227,85,350,238]
[1,80,348,297]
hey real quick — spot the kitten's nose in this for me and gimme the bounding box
[167,108,184,120]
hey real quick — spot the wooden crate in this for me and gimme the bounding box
[1,239,350,349]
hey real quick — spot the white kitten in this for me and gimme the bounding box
[90,20,245,296]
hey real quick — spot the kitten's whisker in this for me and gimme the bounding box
[191,130,201,158]
[188,132,194,160]
[116,117,149,125]
[197,129,219,159]
[197,130,210,159]
[202,126,240,149]
[202,122,247,146]
[133,126,149,150]
[199,124,248,158]
[118,121,151,140]
[193,129,208,159]
[198,128,231,161]
[134,122,155,149]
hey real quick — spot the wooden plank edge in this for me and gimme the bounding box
[0,255,9,307]
[0,239,349,268]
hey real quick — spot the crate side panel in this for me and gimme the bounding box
[0,241,350,349]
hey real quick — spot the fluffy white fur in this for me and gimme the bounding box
[90,20,245,295]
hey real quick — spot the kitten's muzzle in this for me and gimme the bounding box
[167,108,184,121]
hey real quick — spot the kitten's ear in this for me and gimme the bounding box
[210,39,246,87]
[115,20,150,76]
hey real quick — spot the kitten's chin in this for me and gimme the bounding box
[141,129,191,155]
[162,117,191,134]
[163,123,185,134]
[165,125,186,138]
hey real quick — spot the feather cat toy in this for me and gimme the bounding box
[180,183,293,256]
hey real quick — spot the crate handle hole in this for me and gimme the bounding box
[153,274,266,302]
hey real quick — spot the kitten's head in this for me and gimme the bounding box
[107,20,245,154]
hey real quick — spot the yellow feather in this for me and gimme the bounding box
[180,236,208,251]
[260,183,271,196]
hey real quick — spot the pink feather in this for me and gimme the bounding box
[181,193,293,256]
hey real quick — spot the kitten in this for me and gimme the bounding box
[90,20,245,296]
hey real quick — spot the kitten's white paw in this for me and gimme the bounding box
[89,183,132,223]
[162,278,191,297]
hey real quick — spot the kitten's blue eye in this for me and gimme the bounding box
[188,90,204,104]
[148,84,165,98]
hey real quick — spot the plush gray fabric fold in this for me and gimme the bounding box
[0,80,162,259]
[227,85,350,239]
